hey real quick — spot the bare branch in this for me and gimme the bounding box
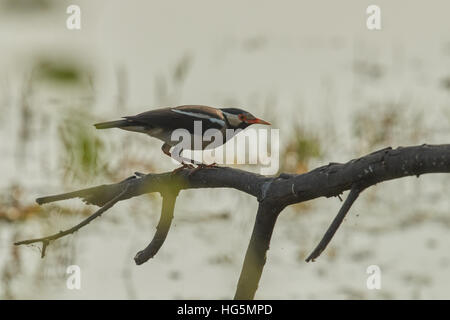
[234,201,285,300]
[305,185,363,262]
[15,184,130,256]
[31,145,450,209]
[35,168,269,207]
[134,190,179,265]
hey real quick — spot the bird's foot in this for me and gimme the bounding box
[171,162,195,175]
[202,162,218,168]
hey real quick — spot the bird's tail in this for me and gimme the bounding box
[94,120,129,129]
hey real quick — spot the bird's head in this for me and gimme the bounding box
[220,108,271,130]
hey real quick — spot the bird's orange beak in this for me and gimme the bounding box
[246,118,271,125]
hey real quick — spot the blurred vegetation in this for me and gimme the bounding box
[353,103,399,152]
[0,185,85,299]
[1,0,52,12]
[32,58,94,89]
[441,76,450,91]
[16,75,33,162]
[353,59,384,81]
[14,55,96,166]
[352,100,425,154]
[3,52,103,226]
[0,185,40,222]
[58,109,110,184]
[279,125,323,214]
[36,62,81,84]
[281,124,323,174]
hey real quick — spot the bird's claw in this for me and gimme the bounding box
[171,162,195,175]
[171,162,218,176]
[188,162,219,176]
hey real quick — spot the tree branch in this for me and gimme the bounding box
[234,200,285,299]
[13,144,450,298]
[134,189,179,265]
[14,184,130,257]
[305,185,364,262]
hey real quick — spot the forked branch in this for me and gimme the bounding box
[14,184,131,257]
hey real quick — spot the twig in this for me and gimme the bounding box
[14,184,130,257]
[305,185,363,262]
[134,190,179,265]
[36,175,136,206]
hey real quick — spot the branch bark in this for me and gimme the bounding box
[234,200,285,299]
[305,185,364,262]
[134,189,179,265]
[14,184,131,257]
[14,144,450,299]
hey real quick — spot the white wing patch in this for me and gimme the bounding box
[172,108,225,126]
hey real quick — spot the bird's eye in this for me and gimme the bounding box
[238,114,246,121]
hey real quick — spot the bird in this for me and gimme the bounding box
[94,105,270,167]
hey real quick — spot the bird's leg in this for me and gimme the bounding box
[162,143,218,175]
[171,163,195,175]
[161,144,195,174]
[197,162,219,168]
[205,162,218,167]
[161,143,172,158]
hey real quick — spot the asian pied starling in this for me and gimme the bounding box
[94,105,270,165]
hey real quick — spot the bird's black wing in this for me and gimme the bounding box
[124,105,225,134]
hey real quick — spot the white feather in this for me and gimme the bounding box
[172,109,225,126]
